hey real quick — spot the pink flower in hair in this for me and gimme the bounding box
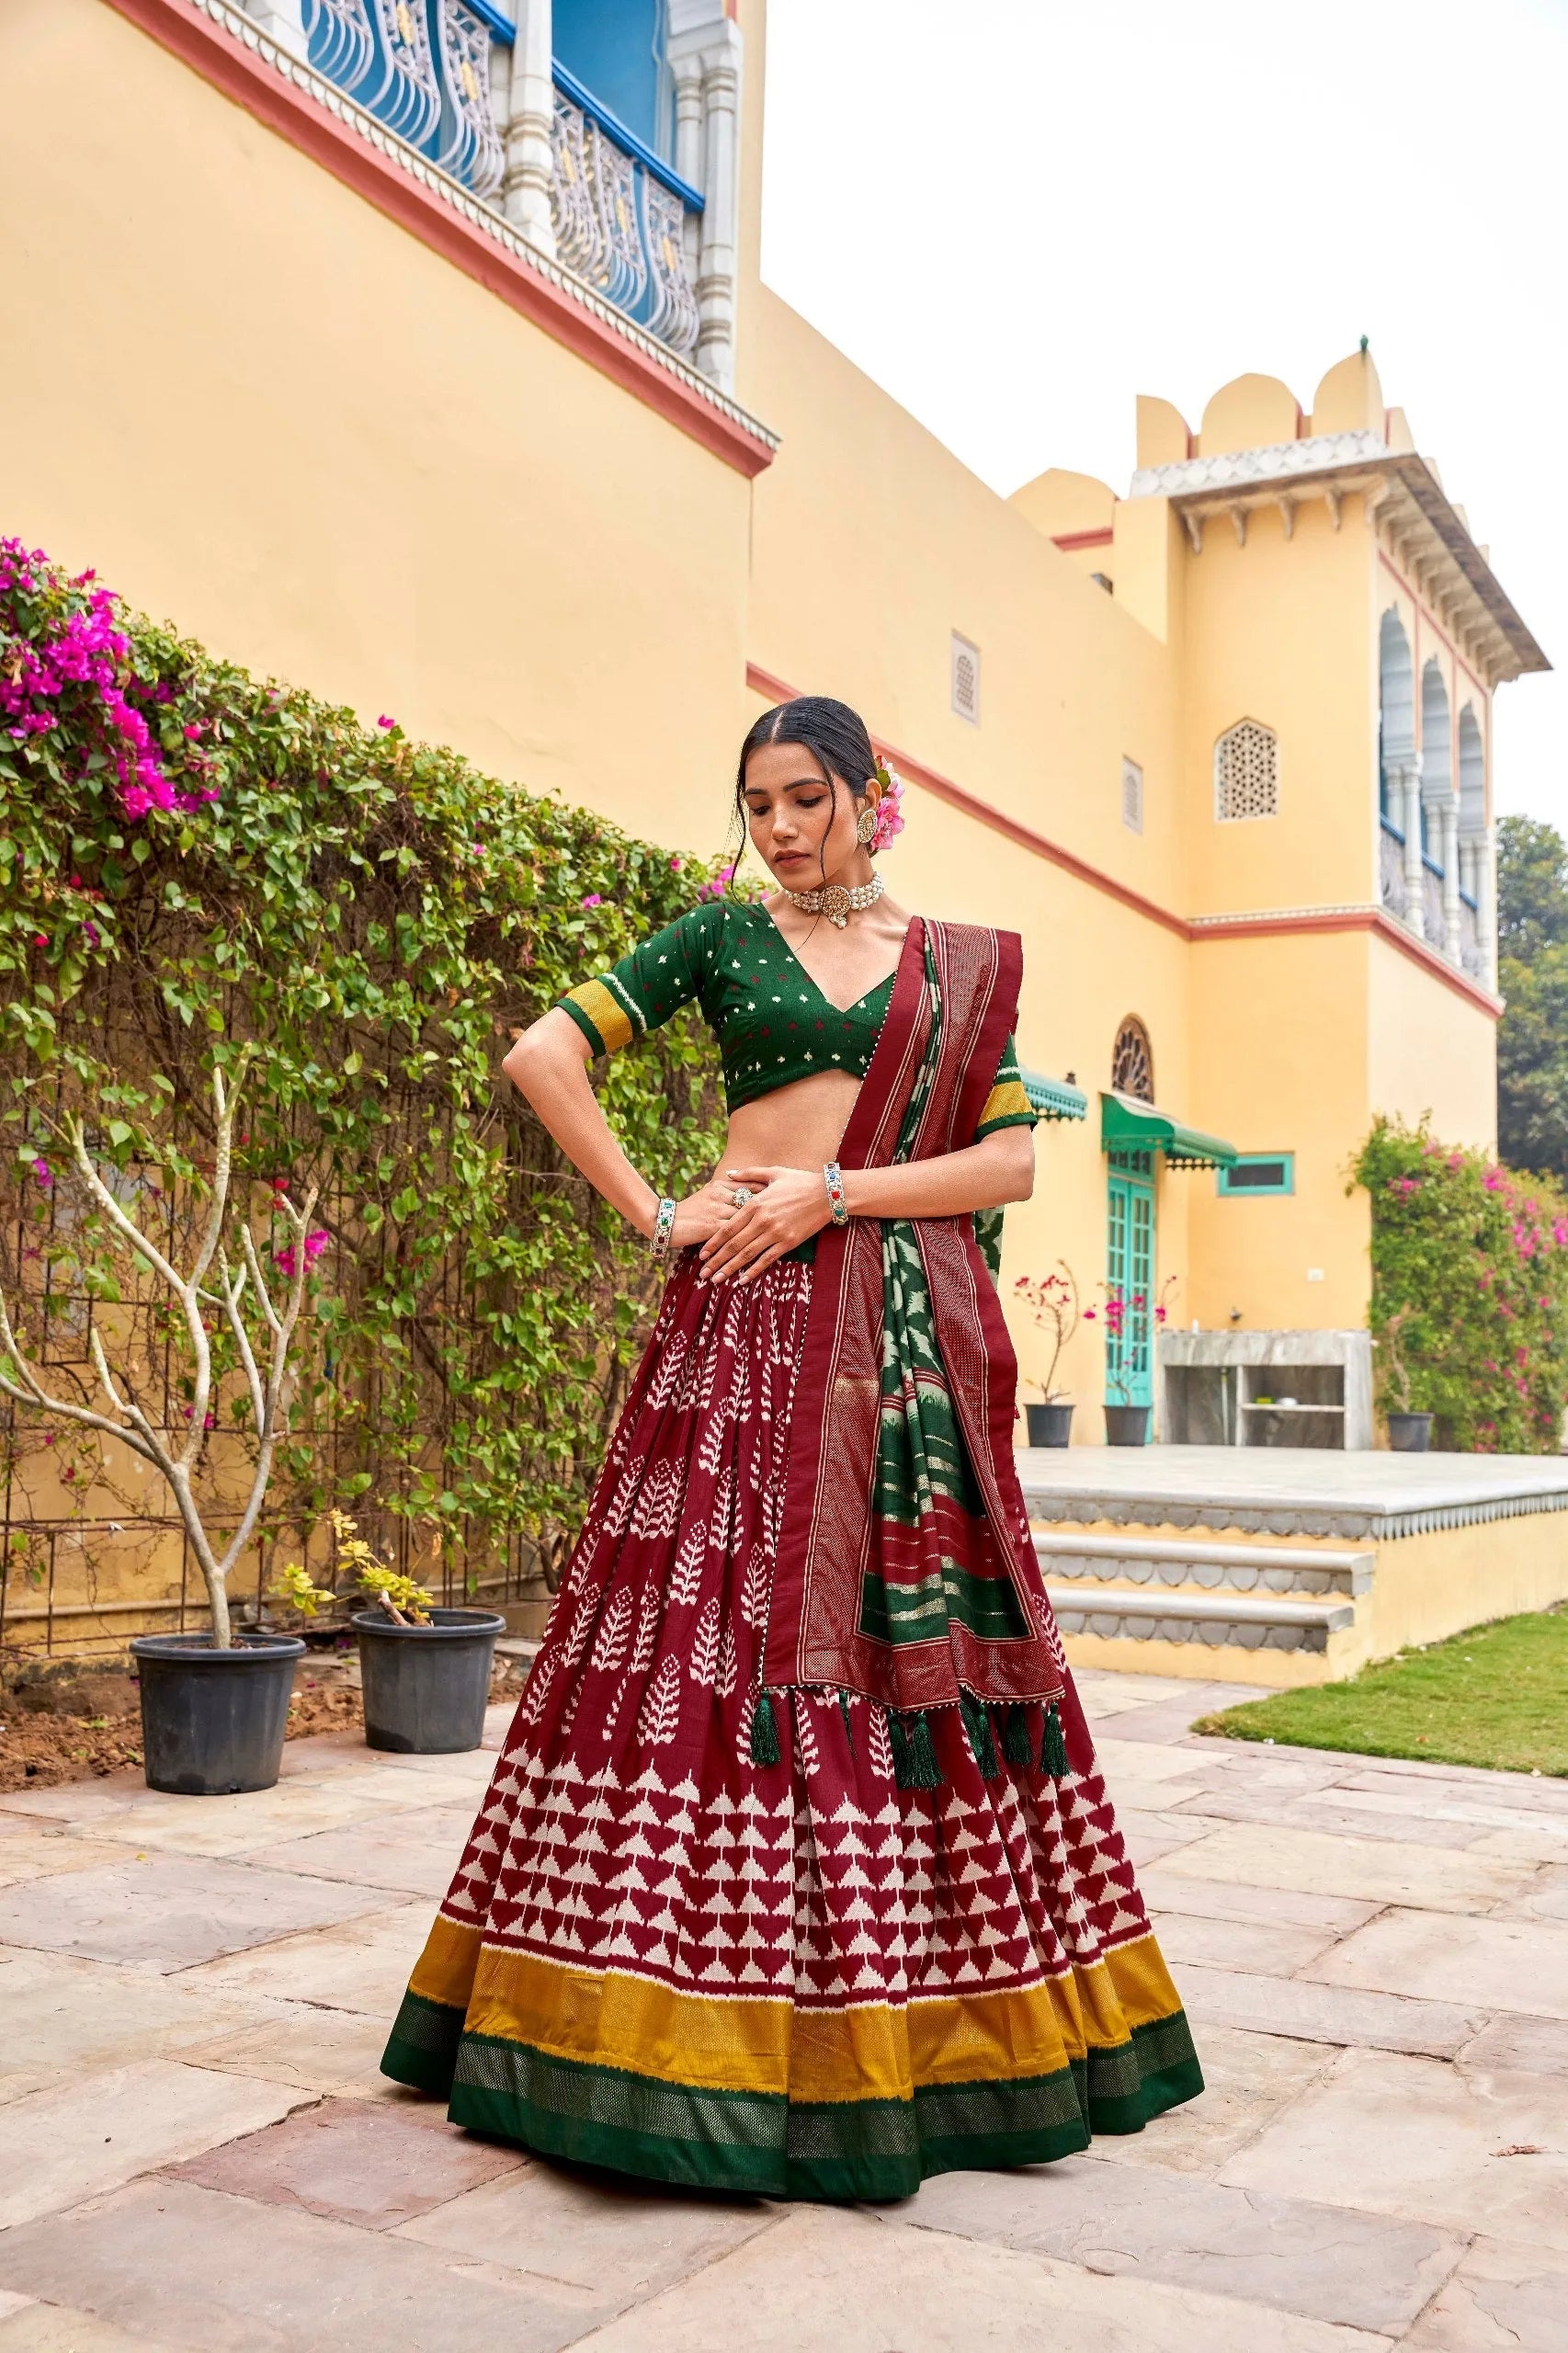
[869,762,906,855]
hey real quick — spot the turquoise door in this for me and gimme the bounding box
[1106,1147,1155,1409]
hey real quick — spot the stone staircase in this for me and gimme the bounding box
[1031,1526,1370,1661]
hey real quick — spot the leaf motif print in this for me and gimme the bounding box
[708,1464,736,1554]
[517,1643,558,1729]
[647,1327,688,1409]
[792,1693,821,1778]
[689,1595,721,1687]
[630,1459,681,1541]
[590,1586,632,1675]
[740,1540,770,1631]
[668,1519,707,1607]
[636,1654,682,1746]
[715,1615,739,1699]
[869,1702,894,1782]
[562,1586,603,1670]
[629,1577,661,1674]
[697,1407,727,1476]
[602,1452,644,1540]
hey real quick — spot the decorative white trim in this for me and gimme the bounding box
[1130,429,1388,501]
[184,0,777,447]
[1187,902,1379,927]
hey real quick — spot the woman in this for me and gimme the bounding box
[382,696,1201,2199]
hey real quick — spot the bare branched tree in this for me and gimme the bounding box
[0,1062,318,1646]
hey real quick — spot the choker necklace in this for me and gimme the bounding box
[781,871,885,930]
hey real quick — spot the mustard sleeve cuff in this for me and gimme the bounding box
[976,1078,1038,1138]
[559,979,637,1057]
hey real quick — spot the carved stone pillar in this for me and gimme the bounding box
[241,0,307,56]
[1478,824,1498,989]
[1400,759,1426,938]
[673,55,705,280]
[500,0,557,257]
[1440,801,1461,964]
[669,3,742,392]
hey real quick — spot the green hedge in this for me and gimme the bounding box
[1352,1116,1568,1452]
[0,537,729,1589]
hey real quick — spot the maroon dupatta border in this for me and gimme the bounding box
[762,917,1065,1711]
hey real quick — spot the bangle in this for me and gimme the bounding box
[649,1196,677,1260]
[823,1164,848,1227]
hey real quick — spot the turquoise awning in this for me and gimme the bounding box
[1100,1090,1237,1170]
[1022,1070,1088,1122]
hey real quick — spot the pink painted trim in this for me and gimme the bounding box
[104,0,777,479]
[742,664,1502,1019]
[1051,527,1115,551]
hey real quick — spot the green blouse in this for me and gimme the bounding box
[558,900,1035,1136]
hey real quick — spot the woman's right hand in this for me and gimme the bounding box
[669,1174,743,1249]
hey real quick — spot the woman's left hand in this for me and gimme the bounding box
[698,1165,831,1284]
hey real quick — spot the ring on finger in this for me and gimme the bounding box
[730,1185,754,1210]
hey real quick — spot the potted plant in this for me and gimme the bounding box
[277,1510,504,1754]
[0,1061,317,1795]
[1377,1305,1433,1452]
[1090,1278,1176,1446]
[1014,1263,1080,1445]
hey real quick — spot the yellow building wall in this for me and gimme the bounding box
[1368,935,1498,1151]
[1179,494,1379,915]
[1185,931,1373,1335]
[0,0,755,854]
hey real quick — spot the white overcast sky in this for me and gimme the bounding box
[760,0,1566,827]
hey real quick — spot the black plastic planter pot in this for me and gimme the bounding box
[353,1607,506,1754]
[1104,1404,1152,1447]
[1386,1411,1434,1453]
[129,1631,306,1796]
[1025,1402,1075,1448]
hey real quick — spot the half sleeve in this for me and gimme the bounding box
[975,1033,1037,1137]
[557,907,716,1057]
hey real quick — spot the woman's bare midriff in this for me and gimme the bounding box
[713,1068,865,1176]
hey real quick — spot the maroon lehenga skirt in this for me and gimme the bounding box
[382,1251,1201,2198]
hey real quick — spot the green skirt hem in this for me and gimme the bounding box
[384,2001,1204,2201]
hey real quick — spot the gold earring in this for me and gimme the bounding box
[856,806,877,845]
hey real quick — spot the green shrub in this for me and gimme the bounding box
[0,537,730,1591]
[1351,1116,1568,1452]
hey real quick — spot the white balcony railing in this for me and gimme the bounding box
[548,67,700,358]
[301,0,505,198]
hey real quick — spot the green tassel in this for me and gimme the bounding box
[905,1709,943,1790]
[960,1690,1000,1780]
[836,1688,856,1756]
[749,1687,780,1768]
[889,1711,914,1789]
[1002,1702,1034,1769]
[1040,1699,1069,1780]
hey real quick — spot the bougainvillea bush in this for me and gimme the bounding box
[0,538,729,1596]
[1352,1116,1568,1452]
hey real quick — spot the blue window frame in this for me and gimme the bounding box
[1217,1153,1294,1198]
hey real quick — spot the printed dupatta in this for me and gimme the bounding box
[762,917,1065,1716]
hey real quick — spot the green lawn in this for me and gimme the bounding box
[1192,1604,1568,1778]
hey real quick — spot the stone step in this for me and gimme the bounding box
[1043,1581,1355,1655]
[1032,1529,1373,1597]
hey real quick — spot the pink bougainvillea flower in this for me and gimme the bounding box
[30,1158,51,1190]
[1483,1168,1506,1191]
[182,722,203,741]
[377,715,396,730]
[303,1229,330,1261]
[669,855,683,870]
[581,893,602,908]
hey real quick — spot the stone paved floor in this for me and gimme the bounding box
[0,1669,1565,2350]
